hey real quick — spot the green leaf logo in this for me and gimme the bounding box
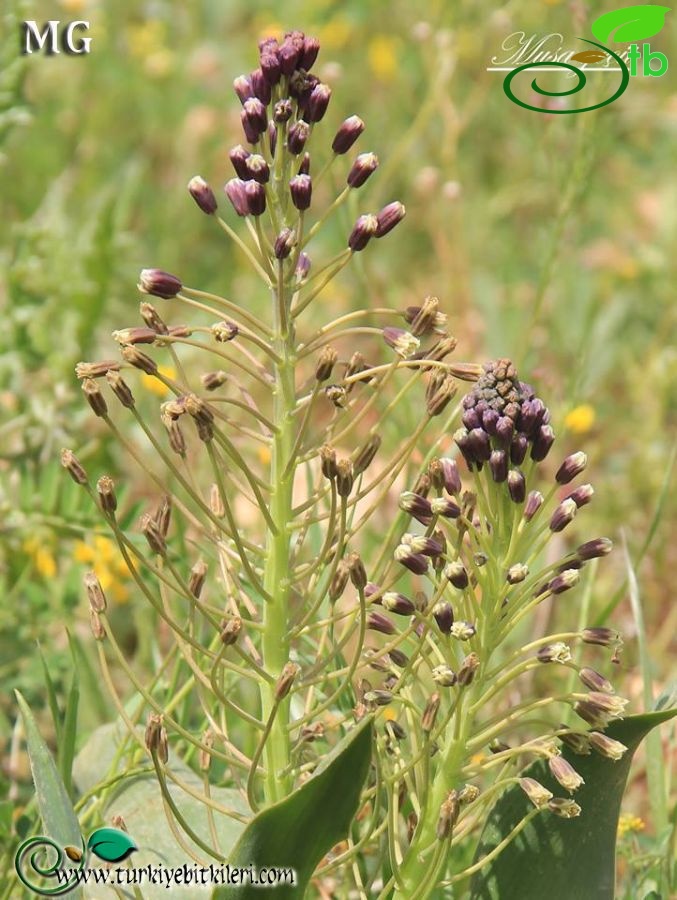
[87,827,137,863]
[591,5,670,43]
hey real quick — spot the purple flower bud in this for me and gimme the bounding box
[523,490,544,521]
[296,252,311,278]
[260,50,281,86]
[482,409,500,435]
[581,627,621,647]
[489,449,508,483]
[188,176,217,215]
[298,152,310,175]
[348,214,378,251]
[279,37,302,75]
[138,269,182,299]
[404,533,443,557]
[233,75,253,103]
[229,145,251,179]
[274,228,296,260]
[548,756,585,793]
[287,120,310,155]
[332,115,365,154]
[550,498,577,533]
[367,611,397,635]
[577,537,612,560]
[579,667,614,694]
[398,491,433,525]
[375,201,406,237]
[495,416,514,446]
[241,111,261,144]
[430,497,461,518]
[454,428,476,469]
[250,68,272,105]
[242,97,267,136]
[274,99,293,123]
[245,181,266,216]
[548,569,580,594]
[224,178,249,216]
[462,408,480,430]
[556,451,587,485]
[245,154,270,183]
[394,545,429,575]
[567,484,594,508]
[382,592,416,616]
[433,600,454,634]
[439,457,462,494]
[467,428,491,463]
[507,469,526,503]
[300,35,320,70]
[289,174,312,210]
[347,152,379,188]
[510,433,528,465]
[267,121,277,157]
[445,560,469,589]
[588,731,627,760]
[307,83,331,122]
[531,424,555,462]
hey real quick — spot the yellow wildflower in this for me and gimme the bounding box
[368,36,399,81]
[257,445,272,466]
[617,813,645,837]
[23,538,57,579]
[74,536,131,603]
[564,404,596,435]
[318,17,353,50]
[141,365,177,397]
[255,20,284,43]
[383,706,398,722]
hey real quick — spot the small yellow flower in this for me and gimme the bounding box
[368,35,399,81]
[564,404,596,435]
[617,813,645,837]
[318,17,353,50]
[23,538,57,579]
[74,537,131,603]
[383,706,398,722]
[257,446,272,466]
[141,365,177,397]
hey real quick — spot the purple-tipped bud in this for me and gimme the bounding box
[267,121,277,157]
[433,600,454,634]
[224,178,249,216]
[531,424,555,462]
[389,648,408,667]
[404,533,443,557]
[510,433,528,465]
[382,592,416,616]
[398,491,433,525]
[520,778,553,808]
[279,37,302,75]
[300,36,320,70]
[245,180,266,216]
[332,115,365,154]
[577,537,612,560]
[579,667,614,693]
[138,269,182,299]
[289,174,312,210]
[507,563,529,584]
[233,75,253,103]
[467,428,491,463]
[548,569,580,594]
[495,416,514,446]
[507,469,526,503]
[229,145,251,179]
[588,731,627,760]
[568,483,594,508]
[550,498,577,533]
[243,97,267,132]
[347,152,379,188]
[537,642,571,663]
[430,497,461,518]
[556,451,587,485]
[298,153,310,175]
[274,228,296,260]
[274,99,293,123]
[482,409,500,436]
[296,252,311,278]
[250,68,272,105]
[367,611,397,635]
[245,154,270,183]
[188,176,217,214]
[489,449,508,483]
[581,627,622,647]
[260,51,281,86]
[394,545,429,575]
[445,560,469,590]
[287,120,310,155]
[307,83,331,122]
[440,458,462,494]
[523,490,544,521]
[348,214,378,251]
[375,201,406,237]
[382,326,419,357]
[457,652,480,685]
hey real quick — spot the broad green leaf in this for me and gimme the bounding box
[87,826,137,862]
[215,716,374,899]
[591,5,670,44]
[470,705,677,900]
[15,690,81,847]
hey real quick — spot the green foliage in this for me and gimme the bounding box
[470,704,677,900]
[591,5,671,43]
[215,717,373,899]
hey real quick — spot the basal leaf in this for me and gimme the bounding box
[591,5,670,44]
[87,826,138,863]
[15,691,81,848]
[470,705,677,900]
[214,716,373,899]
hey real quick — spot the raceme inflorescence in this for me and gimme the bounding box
[62,29,623,897]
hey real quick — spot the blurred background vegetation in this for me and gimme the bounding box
[1,0,674,890]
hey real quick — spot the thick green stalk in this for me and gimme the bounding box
[259,266,296,805]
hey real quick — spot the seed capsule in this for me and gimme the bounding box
[275,662,300,700]
[329,560,350,602]
[436,790,460,840]
[457,652,480,685]
[61,448,88,485]
[188,559,208,598]
[97,475,117,514]
[220,617,242,646]
[106,370,135,407]
[336,459,354,497]
[353,434,381,475]
[347,552,367,590]
[82,378,107,417]
[89,610,106,641]
[145,714,169,763]
[422,692,441,733]
[315,347,338,382]
[84,571,107,613]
